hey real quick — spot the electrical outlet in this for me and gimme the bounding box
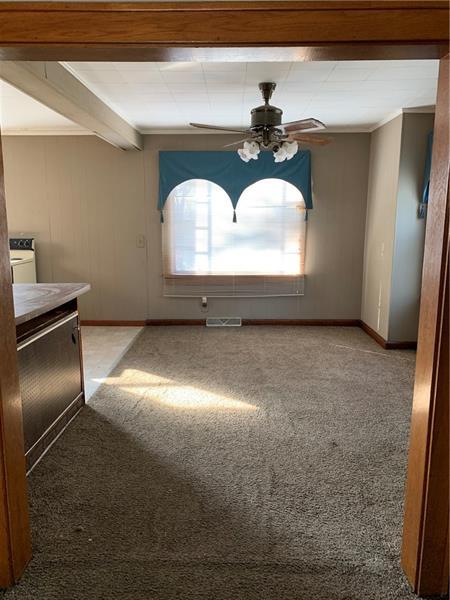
[136,234,146,248]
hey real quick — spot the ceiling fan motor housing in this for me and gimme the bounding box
[251,82,283,135]
[250,104,283,129]
[189,80,328,153]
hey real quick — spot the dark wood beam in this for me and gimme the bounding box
[0,45,447,63]
[401,54,449,597]
[0,1,448,61]
[0,129,32,587]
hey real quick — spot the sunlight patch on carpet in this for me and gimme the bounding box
[94,369,258,411]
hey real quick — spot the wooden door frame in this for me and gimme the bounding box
[401,55,449,597]
[0,1,448,594]
[0,132,31,588]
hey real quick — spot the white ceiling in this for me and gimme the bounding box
[0,80,87,133]
[65,60,438,131]
[1,60,438,134]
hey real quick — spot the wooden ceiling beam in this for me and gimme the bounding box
[0,1,448,61]
[0,61,143,150]
[0,46,447,63]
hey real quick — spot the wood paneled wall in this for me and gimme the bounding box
[3,132,370,322]
[3,135,148,321]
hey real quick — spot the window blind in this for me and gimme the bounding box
[162,178,306,298]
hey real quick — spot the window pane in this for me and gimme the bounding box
[163,178,306,277]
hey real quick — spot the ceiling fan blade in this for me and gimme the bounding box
[223,138,251,148]
[288,134,332,145]
[190,123,250,134]
[280,118,326,134]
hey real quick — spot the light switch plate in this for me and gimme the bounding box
[136,234,146,248]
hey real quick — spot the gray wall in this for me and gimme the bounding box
[4,136,147,320]
[144,133,370,320]
[389,113,434,341]
[361,112,434,342]
[3,133,370,321]
[361,116,402,340]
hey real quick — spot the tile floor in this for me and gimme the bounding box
[81,326,144,400]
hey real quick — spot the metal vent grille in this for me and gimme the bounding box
[206,317,242,327]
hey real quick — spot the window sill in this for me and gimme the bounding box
[163,274,304,284]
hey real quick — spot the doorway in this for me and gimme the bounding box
[0,3,447,597]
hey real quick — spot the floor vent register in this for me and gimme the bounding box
[206,317,242,327]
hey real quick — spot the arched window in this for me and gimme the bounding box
[162,179,233,276]
[234,179,306,276]
[162,178,306,297]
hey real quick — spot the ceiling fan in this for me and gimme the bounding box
[190,81,331,163]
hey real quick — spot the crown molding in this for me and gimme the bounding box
[369,109,403,132]
[2,113,434,137]
[2,126,372,136]
[140,126,372,134]
[403,105,436,114]
[1,129,93,136]
[369,105,435,132]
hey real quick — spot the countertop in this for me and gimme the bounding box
[13,283,90,325]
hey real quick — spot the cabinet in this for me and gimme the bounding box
[17,305,84,471]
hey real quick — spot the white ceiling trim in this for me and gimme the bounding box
[2,121,433,136]
[2,129,94,136]
[2,125,374,136]
[139,126,373,134]
[369,106,435,132]
[369,109,403,132]
[403,106,436,114]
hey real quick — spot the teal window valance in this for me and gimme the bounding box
[158,150,312,220]
[419,130,433,219]
[422,130,434,205]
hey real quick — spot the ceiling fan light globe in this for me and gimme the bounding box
[237,148,251,162]
[283,141,298,158]
[273,145,288,162]
[243,140,261,156]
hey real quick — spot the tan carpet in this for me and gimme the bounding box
[4,326,422,599]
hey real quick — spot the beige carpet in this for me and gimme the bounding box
[4,326,421,599]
